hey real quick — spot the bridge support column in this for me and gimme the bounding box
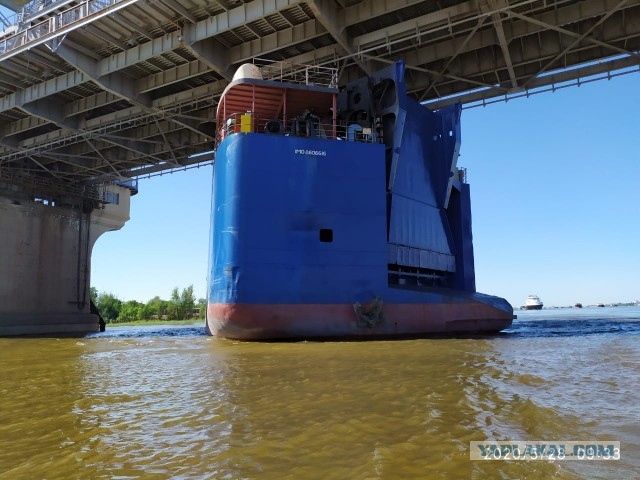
[0,185,131,336]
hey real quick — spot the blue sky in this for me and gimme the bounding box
[91,72,640,308]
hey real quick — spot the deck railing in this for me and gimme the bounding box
[216,112,382,147]
[252,58,339,89]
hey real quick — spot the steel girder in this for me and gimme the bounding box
[0,0,638,196]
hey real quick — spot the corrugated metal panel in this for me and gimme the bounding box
[387,244,455,272]
[387,194,452,254]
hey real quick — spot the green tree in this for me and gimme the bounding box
[180,285,196,319]
[138,302,153,320]
[146,296,168,318]
[90,286,99,305]
[169,287,181,319]
[167,285,196,319]
[90,287,201,323]
[116,300,145,323]
[197,298,207,319]
[97,292,123,323]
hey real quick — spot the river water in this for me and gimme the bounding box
[0,307,638,479]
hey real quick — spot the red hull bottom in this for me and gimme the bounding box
[207,302,514,340]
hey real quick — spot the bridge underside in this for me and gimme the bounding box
[0,0,638,190]
[0,0,638,335]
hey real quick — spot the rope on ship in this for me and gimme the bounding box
[353,297,385,328]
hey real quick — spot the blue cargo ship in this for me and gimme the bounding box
[206,61,514,340]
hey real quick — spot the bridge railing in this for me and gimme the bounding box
[0,164,135,204]
[0,0,138,61]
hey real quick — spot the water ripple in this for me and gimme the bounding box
[0,308,638,479]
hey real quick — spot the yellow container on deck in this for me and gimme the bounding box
[240,113,253,133]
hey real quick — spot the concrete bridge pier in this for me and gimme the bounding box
[0,184,131,336]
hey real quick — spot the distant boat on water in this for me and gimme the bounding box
[574,303,583,308]
[521,295,544,310]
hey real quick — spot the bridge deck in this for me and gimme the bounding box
[0,0,639,198]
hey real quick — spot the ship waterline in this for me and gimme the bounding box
[207,297,514,340]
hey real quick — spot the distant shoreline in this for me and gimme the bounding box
[107,319,205,327]
[518,303,639,310]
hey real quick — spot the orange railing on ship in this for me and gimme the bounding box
[216,112,382,146]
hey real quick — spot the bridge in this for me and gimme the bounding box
[1,0,639,335]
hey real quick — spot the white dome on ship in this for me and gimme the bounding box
[232,63,263,81]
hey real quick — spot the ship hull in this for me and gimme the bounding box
[207,64,515,340]
[207,291,513,340]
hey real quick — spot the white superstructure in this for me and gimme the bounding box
[523,295,544,310]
